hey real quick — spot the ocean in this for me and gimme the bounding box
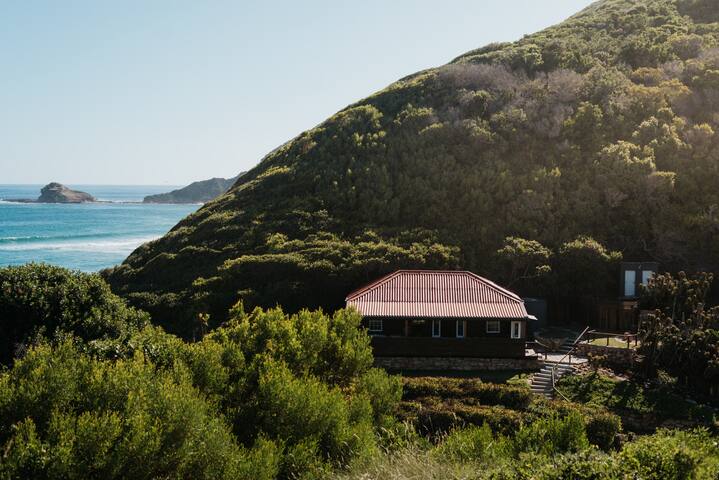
[0,185,198,272]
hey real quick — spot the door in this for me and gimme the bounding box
[511,321,521,339]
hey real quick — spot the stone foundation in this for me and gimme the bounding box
[374,356,541,371]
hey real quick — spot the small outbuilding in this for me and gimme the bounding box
[346,270,535,360]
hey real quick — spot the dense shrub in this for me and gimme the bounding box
[0,340,268,480]
[398,399,524,437]
[402,377,532,409]
[209,304,374,386]
[619,429,719,479]
[533,450,621,480]
[511,412,589,457]
[432,424,499,462]
[0,264,148,363]
[584,410,622,451]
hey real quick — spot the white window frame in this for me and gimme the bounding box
[368,318,383,334]
[511,321,521,339]
[486,320,500,334]
[456,320,466,338]
[432,319,441,338]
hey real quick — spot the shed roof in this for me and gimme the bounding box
[346,270,529,319]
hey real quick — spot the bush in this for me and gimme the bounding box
[0,340,268,480]
[0,264,149,363]
[399,399,524,437]
[253,358,377,468]
[209,305,374,387]
[432,423,499,462]
[585,410,622,451]
[511,412,590,457]
[534,450,621,479]
[356,368,403,422]
[620,429,719,479]
[402,377,532,409]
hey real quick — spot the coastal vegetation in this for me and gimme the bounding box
[1,264,718,478]
[106,0,719,336]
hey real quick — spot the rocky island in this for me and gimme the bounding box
[143,173,243,204]
[6,183,96,203]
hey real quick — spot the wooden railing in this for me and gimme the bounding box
[581,330,639,349]
[550,326,591,401]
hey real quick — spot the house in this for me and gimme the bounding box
[345,270,536,366]
[596,262,659,331]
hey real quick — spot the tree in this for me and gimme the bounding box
[0,264,149,364]
[495,236,552,290]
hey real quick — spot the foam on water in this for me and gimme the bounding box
[0,236,159,253]
[0,185,198,271]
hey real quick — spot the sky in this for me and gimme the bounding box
[0,0,595,185]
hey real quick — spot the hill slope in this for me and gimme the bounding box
[107,0,719,336]
[143,174,243,204]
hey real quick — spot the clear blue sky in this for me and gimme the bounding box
[1,0,594,185]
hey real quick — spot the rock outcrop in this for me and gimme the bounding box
[37,183,95,203]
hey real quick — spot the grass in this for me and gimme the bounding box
[586,337,636,348]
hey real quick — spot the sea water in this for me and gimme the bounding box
[0,185,198,271]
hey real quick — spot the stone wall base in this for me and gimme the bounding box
[575,344,635,364]
[374,356,541,371]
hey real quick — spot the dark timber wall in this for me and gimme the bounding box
[370,336,525,358]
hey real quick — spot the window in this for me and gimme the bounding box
[624,270,636,297]
[486,320,500,334]
[432,319,441,338]
[511,321,521,339]
[456,320,465,338]
[368,318,383,333]
[641,270,654,285]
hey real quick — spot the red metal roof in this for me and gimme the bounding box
[346,270,529,319]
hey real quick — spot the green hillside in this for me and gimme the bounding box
[107,0,719,336]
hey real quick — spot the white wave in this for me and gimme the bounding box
[0,236,159,253]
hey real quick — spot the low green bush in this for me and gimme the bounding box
[402,377,532,409]
[533,450,621,479]
[399,399,524,437]
[585,410,622,451]
[511,412,589,457]
[432,423,501,462]
[0,340,270,480]
[619,429,719,479]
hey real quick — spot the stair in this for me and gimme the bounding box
[530,362,575,398]
[556,338,575,355]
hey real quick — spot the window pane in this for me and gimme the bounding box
[511,321,520,339]
[368,319,383,332]
[641,270,653,285]
[486,320,500,333]
[456,320,464,338]
[624,270,636,297]
[432,319,441,337]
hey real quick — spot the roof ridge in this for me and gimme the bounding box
[463,271,523,302]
